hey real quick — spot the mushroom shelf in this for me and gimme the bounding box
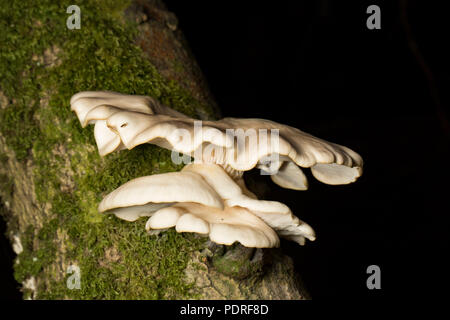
[71,91,364,248]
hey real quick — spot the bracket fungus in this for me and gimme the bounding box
[98,163,315,247]
[71,91,364,248]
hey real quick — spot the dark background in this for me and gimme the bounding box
[163,0,450,299]
[1,0,449,299]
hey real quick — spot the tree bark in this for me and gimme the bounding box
[0,0,309,299]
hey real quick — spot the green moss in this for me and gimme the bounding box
[1,0,215,299]
[211,244,264,280]
[0,173,13,202]
[0,151,8,164]
[14,224,56,283]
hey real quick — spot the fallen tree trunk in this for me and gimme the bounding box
[0,0,309,299]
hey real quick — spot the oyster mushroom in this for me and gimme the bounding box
[71,91,363,188]
[70,91,363,248]
[146,204,279,248]
[70,90,189,122]
[71,91,188,156]
[99,163,315,247]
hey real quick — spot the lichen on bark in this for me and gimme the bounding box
[0,0,309,299]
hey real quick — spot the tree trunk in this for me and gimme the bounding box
[0,0,309,299]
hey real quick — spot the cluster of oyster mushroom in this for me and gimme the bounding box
[70,91,363,248]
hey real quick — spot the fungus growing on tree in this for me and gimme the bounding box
[71,91,363,247]
[98,163,315,247]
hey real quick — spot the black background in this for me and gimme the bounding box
[163,0,450,299]
[1,0,449,300]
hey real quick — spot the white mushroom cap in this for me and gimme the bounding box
[102,203,173,222]
[110,112,362,187]
[94,120,125,156]
[99,163,315,247]
[70,90,188,126]
[146,204,280,248]
[217,117,364,186]
[181,163,316,243]
[268,160,308,191]
[100,175,280,248]
[70,91,363,188]
[104,110,234,153]
[98,171,224,213]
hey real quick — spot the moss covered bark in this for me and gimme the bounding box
[0,0,308,299]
